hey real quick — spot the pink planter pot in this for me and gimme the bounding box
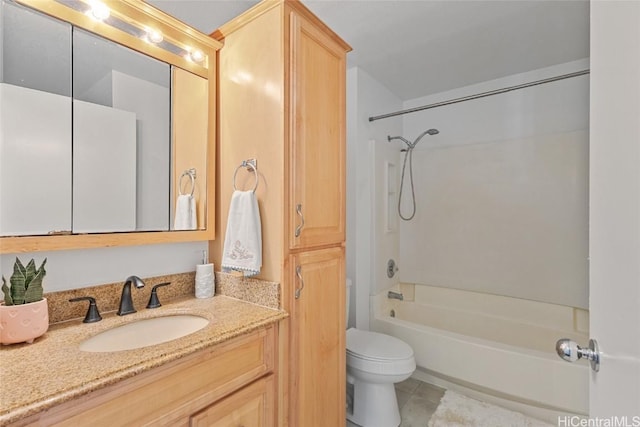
[0,298,49,345]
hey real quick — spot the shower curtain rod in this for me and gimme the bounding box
[368,69,590,122]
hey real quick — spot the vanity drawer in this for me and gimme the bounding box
[17,326,276,427]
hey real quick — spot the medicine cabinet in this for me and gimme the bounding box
[0,0,220,253]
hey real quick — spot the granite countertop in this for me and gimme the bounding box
[0,296,287,425]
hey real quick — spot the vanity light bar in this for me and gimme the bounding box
[53,0,208,67]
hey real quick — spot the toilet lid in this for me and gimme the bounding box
[346,328,414,361]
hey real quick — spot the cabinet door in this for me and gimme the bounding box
[190,376,275,427]
[290,247,346,426]
[289,11,347,250]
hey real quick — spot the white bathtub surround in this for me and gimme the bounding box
[397,130,589,309]
[371,284,589,422]
[429,390,553,427]
[397,60,589,309]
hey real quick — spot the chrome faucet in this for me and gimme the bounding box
[388,290,404,301]
[117,275,146,316]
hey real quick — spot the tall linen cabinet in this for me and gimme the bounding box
[211,1,350,425]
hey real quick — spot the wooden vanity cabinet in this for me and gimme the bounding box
[13,327,277,427]
[212,1,349,425]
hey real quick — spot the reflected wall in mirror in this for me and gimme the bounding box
[0,0,220,253]
[73,28,171,233]
[0,1,72,236]
[172,68,208,231]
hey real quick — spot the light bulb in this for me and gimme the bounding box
[146,28,163,44]
[188,49,205,63]
[88,2,110,21]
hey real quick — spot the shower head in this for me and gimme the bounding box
[410,128,439,148]
[388,128,439,149]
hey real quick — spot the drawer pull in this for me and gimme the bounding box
[295,265,305,299]
[295,203,304,237]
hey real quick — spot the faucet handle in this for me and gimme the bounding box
[146,282,171,309]
[69,296,102,323]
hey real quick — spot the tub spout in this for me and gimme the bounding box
[388,290,404,301]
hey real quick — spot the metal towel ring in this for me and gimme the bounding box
[179,168,196,196]
[233,159,258,193]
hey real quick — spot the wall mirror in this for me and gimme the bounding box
[0,0,220,253]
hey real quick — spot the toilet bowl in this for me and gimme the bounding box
[346,328,416,427]
[345,280,416,427]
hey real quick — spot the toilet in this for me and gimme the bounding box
[346,279,416,427]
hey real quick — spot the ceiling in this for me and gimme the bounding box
[149,0,590,101]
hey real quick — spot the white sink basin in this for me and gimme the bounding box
[79,315,209,352]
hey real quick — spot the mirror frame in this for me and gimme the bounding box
[0,0,221,254]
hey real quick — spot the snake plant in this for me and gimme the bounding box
[1,258,47,305]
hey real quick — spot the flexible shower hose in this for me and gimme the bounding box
[398,147,416,221]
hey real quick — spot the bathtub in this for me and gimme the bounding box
[371,284,589,418]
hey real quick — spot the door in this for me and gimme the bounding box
[289,11,346,250]
[290,247,345,426]
[589,1,640,416]
[190,376,275,426]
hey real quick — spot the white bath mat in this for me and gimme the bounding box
[428,390,553,427]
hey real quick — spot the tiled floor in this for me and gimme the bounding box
[347,378,446,427]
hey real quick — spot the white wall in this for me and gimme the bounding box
[0,242,207,294]
[402,59,589,147]
[346,67,357,327]
[346,66,402,329]
[398,60,589,309]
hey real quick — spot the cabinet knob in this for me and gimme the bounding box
[295,204,305,237]
[295,265,305,299]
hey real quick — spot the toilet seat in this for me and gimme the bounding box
[346,328,415,375]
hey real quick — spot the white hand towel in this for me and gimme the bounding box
[221,190,262,277]
[174,194,197,230]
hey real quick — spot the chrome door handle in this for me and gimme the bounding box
[295,265,305,299]
[295,204,304,237]
[556,338,600,372]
